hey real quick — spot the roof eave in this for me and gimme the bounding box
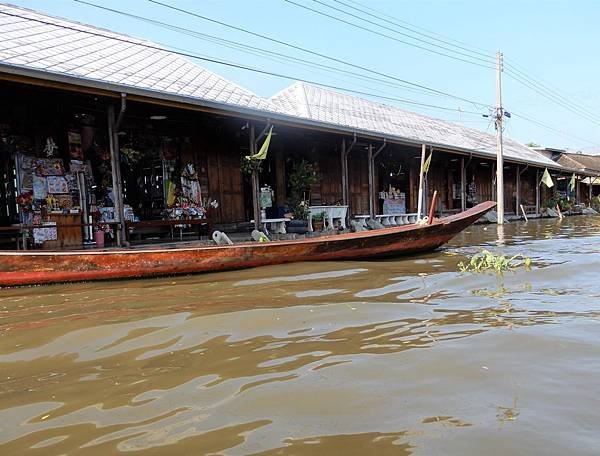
[1,64,564,171]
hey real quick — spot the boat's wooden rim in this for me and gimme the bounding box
[0,202,494,257]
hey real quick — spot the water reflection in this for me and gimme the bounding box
[1,216,600,454]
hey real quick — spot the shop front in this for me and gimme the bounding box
[0,82,240,249]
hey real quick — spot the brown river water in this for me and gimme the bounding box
[1,216,600,455]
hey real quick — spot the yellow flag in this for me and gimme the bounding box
[569,173,576,191]
[422,152,432,174]
[541,168,554,188]
[166,180,176,206]
[245,126,273,160]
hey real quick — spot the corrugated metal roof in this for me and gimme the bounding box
[271,82,559,168]
[0,3,561,169]
[557,153,600,173]
[0,2,275,111]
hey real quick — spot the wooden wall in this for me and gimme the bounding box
[319,153,343,205]
[206,136,245,223]
[348,151,369,215]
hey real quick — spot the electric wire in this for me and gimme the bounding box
[505,70,600,128]
[505,61,600,120]
[335,0,495,59]
[143,0,492,109]
[74,0,485,103]
[0,9,487,116]
[343,0,495,57]
[281,0,496,69]
[312,0,600,145]
[511,112,600,147]
[312,0,496,64]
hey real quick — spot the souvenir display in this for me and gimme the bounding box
[37,158,65,176]
[33,223,57,244]
[46,176,69,194]
[20,173,33,190]
[32,175,47,199]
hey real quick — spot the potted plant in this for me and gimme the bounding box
[312,211,327,231]
[288,160,319,221]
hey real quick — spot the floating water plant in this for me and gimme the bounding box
[457,250,532,273]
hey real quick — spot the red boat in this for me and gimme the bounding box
[0,202,495,287]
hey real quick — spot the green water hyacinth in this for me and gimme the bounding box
[458,250,532,273]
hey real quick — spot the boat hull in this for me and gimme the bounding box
[0,202,495,287]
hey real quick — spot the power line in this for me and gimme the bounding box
[511,111,600,147]
[315,0,600,144]
[505,70,600,128]
[331,0,494,60]
[505,61,600,121]
[0,9,487,116]
[315,0,496,64]
[144,0,491,109]
[281,0,496,69]
[74,0,484,104]
[343,0,495,57]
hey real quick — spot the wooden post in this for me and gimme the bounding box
[491,162,496,201]
[535,169,540,214]
[249,124,260,231]
[460,156,466,212]
[576,176,580,204]
[427,190,438,224]
[107,105,124,247]
[368,143,374,218]
[275,147,286,207]
[417,144,426,219]
[515,165,520,217]
[341,138,347,206]
[520,204,528,221]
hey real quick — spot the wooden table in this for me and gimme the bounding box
[126,218,211,242]
[44,214,83,249]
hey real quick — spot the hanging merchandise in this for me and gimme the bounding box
[44,137,58,157]
[32,175,47,199]
[180,163,202,205]
[68,132,83,160]
[37,158,65,176]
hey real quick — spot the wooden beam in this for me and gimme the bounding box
[417,144,426,219]
[368,143,374,218]
[460,157,466,212]
[535,169,540,214]
[249,124,260,231]
[516,165,520,217]
[275,146,286,207]
[107,105,124,246]
[341,139,347,206]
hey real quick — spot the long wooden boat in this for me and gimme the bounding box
[0,201,495,287]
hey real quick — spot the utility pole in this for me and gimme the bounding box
[495,51,504,224]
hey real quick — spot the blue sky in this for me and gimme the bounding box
[9,0,600,152]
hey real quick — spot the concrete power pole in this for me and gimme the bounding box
[495,51,505,224]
